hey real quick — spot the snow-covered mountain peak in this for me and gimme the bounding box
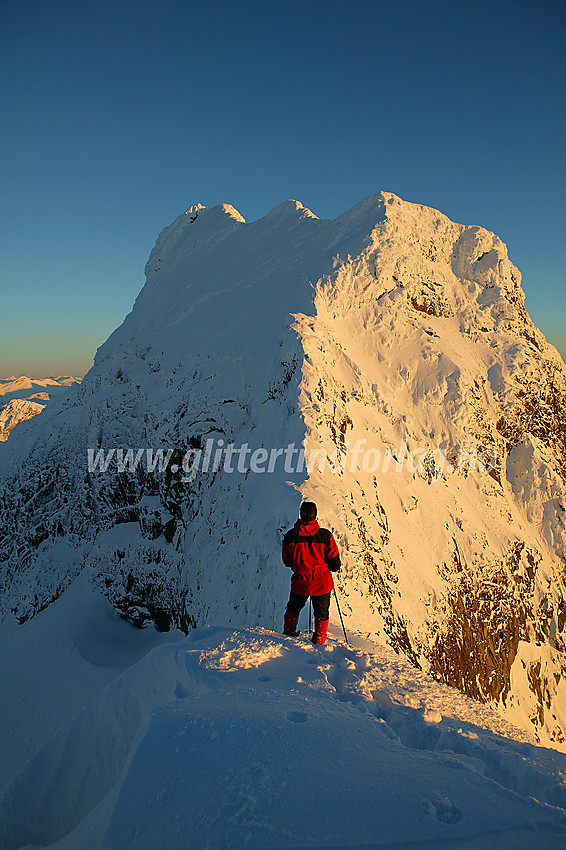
[184,202,206,216]
[1,192,566,752]
[183,201,245,223]
[0,375,80,396]
[0,376,82,442]
[219,202,246,222]
[142,201,246,284]
[264,199,319,221]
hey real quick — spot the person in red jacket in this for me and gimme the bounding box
[282,501,341,645]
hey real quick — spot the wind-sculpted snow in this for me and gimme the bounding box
[0,196,387,631]
[0,583,565,849]
[0,192,565,750]
[292,195,566,749]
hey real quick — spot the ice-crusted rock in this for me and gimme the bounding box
[0,193,565,749]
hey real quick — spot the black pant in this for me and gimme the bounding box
[287,590,331,621]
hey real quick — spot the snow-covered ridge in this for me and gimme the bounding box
[0,579,565,848]
[0,376,81,441]
[0,192,565,751]
[0,375,80,397]
[0,398,46,442]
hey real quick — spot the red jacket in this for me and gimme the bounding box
[282,519,341,596]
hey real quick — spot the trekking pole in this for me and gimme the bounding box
[309,599,312,633]
[333,587,349,645]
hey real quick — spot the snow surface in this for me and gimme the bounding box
[1,578,566,849]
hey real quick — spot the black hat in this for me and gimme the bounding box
[300,501,317,521]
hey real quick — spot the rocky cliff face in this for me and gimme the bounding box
[1,193,565,749]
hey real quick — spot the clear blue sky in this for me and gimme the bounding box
[1,0,564,376]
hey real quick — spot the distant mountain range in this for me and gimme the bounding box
[0,376,81,441]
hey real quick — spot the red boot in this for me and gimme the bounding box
[283,609,300,636]
[312,618,329,645]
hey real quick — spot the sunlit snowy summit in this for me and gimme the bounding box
[0,376,81,441]
[1,191,566,846]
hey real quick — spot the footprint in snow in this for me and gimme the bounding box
[257,675,272,682]
[287,711,308,723]
[423,795,461,824]
[304,653,321,665]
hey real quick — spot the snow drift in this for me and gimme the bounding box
[1,192,565,751]
[0,580,565,849]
